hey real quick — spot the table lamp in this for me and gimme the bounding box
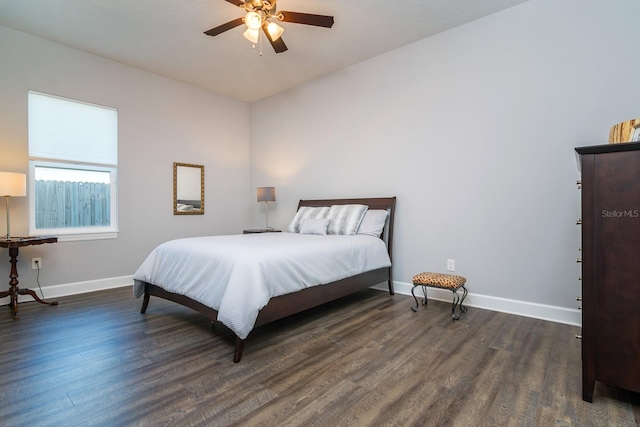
[0,172,27,240]
[257,187,276,230]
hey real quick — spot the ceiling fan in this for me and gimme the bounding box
[204,0,334,54]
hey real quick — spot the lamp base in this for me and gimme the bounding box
[264,201,270,230]
[4,195,11,241]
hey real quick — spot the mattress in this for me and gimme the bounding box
[133,232,391,339]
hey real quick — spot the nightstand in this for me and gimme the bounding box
[243,229,281,234]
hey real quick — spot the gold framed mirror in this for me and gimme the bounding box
[173,162,204,215]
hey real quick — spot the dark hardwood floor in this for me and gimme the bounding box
[1,287,638,426]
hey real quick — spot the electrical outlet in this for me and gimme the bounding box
[32,257,42,270]
[447,259,455,272]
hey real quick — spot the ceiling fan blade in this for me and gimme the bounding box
[278,11,334,28]
[224,0,245,6]
[204,17,245,37]
[262,24,288,53]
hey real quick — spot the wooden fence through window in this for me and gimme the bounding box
[35,180,111,229]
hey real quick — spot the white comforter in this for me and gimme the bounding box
[133,233,391,339]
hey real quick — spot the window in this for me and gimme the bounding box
[28,91,118,241]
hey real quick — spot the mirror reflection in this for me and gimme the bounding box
[173,162,204,215]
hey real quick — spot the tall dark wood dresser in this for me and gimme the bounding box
[575,142,640,402]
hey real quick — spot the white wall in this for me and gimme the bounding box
[249,0,640,320]
[0,25,250,294]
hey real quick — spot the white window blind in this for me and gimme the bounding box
[27,90,118,240]
[28,91,117,165]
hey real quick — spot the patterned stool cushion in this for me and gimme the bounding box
[412,272,466,289]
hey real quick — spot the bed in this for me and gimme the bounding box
[133,197,396,362]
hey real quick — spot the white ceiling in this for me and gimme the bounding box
[0,0,530,103]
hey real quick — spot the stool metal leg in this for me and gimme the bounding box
[411,285,429,312]
[411,285,420,312]
[459,285,468,313]
[451,286,468,320]
[451,289,460,320]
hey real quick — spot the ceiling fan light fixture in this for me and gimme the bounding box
[266,21,284,41]
[245,11,262,30]
[204,1,334,55]
[243,28,260,44]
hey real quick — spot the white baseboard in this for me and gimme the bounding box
[372,280,582,327]
[0,275,133,305]
[2,276,582,327]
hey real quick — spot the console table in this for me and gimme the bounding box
[0,236,58,319]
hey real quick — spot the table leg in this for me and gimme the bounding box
[1,246,58,319]
[18,288,58,306]
[0,287,19,319]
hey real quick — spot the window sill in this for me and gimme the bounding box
[32,232,118,242]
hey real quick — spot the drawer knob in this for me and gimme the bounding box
[576,259,582,263]
[577,180,582,189]
[575,334,582,339]
[576,219,582,225]
[576,296,582,301]
[578,305,582,310]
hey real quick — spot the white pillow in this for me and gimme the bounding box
[286,206,330,233]
[299,218,329,235]
[326,204,369,235]
[357,209,388,237]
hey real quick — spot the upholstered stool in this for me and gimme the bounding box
[411,272,468,320]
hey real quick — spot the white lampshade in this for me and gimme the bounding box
[266,21,284,41]
[0,172,26,197]
[257,187,276,203]
[243,28,260,44]
[245,11,262,30]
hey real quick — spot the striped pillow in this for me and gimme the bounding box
[326,204,369,235]
[286,206,330,233]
